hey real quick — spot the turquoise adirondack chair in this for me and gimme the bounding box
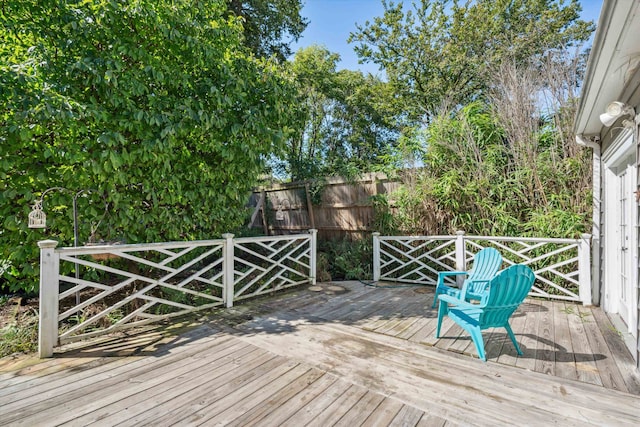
[431,247,502,308]
[435,264,535,361]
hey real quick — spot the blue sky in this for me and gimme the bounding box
[290,0,605,75]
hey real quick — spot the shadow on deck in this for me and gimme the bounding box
[1,281,639,426]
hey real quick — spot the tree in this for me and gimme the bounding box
[0,0,298,293]
[226,0,308,61]
[486,48,592,233]
[377,48,593,238]
[275,45,401,181]
[349,0,594,122]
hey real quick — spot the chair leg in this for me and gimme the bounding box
[435,299,447,338]
[504,323,523,356]
[468,327,486,361]
[431,287,440,308]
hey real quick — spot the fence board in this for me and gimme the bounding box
[251,173,400,240]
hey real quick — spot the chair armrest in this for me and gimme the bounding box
[437,271,467,287]
[461,278,491,297]
[437,294,480,310]
[438,271,467,278]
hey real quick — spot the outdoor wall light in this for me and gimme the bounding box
[599,101,635,127]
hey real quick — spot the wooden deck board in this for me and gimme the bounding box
[333,286,400,323]
[381,315,420,337]
[534,299,556,376]
[12,339,258,426]
[417,414,449,427]
[59,342,259,426]
[139,356,298,426]
[589,306,640,395]
[578,304,631,393]
[565,304,603,387]
[276,377,353,427]
[1,281,638,426]
[304,282,377,320]
[0,331,232,406]
[396,316,434,340]
[106,352,276,426]
[514,300,542,371]
[234,318,640,425]
[225,370,331,426]
[304,384,369,427]
[359,287,424,331]
[360,397,405,427]
[332,390,387,426]
[231,371,337,427]
[495,302,530,365]
[409,317,440,346]
[189,364,320,426]
[1,333,236,421]
[553,302,580,382]
[388,405,428,427]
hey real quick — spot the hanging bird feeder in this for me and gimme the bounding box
[28,200,47,228]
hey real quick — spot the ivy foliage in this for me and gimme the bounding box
[0,0,298,293]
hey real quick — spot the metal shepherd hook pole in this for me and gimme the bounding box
[29,187,93,306]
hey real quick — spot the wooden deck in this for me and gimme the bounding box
[1,281,639,426]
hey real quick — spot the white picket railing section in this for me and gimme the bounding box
[373,231,592,305]
[37,230,317,357]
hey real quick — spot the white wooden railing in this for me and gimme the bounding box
[373,231,591,305]
[38,230,317,357]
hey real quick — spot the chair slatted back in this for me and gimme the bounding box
[464,247,503,296]
[479,264,535,329]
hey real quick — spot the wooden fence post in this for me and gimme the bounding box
[309,229,317,285]
[578,233,592,306]
[222,233,235,308]
[38,240,59,358]
[373,232,381,282]
[305,183,316,230]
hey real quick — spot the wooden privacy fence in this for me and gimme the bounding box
[37,230,317,357]
[249,173,401,240]
[373,231,592,305]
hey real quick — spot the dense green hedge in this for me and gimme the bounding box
[0,0,298,294]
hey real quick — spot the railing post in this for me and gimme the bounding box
[578,233,592,306]
[222,233,235,308]
[373,232,381,282]
[309,229,317,285]
[38,240,59,358]
[455,231,466,287]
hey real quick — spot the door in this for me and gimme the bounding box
[617,165,633,327]
[603,129,638,342]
